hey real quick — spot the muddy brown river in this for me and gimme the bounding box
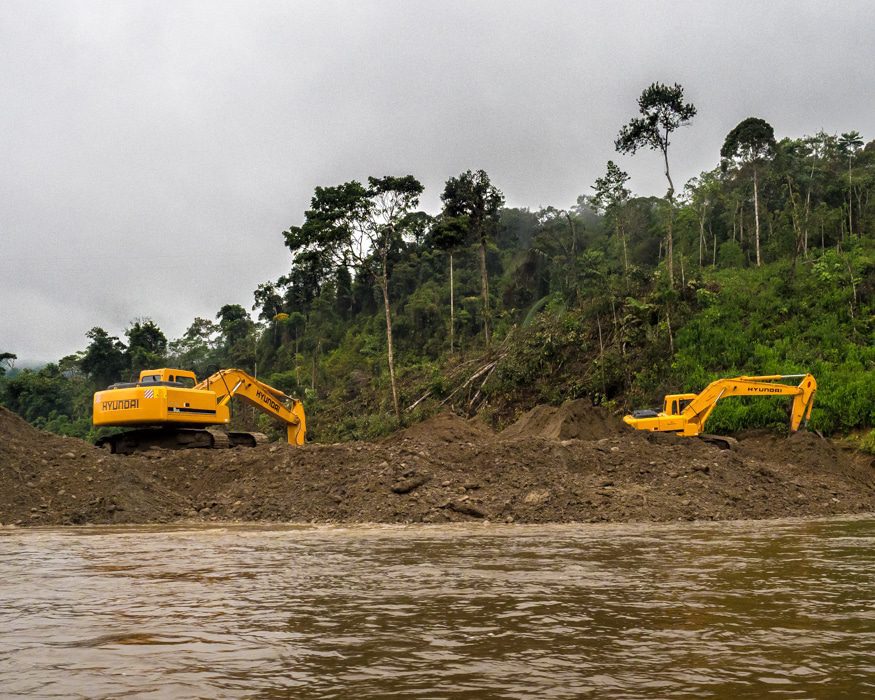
[1,517,874,699]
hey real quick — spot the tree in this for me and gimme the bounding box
[441,170,505,345]
[615,82,697,283]
[125,318,167,374]
[0,352,16,376]
[592,161,632,271]
[253,282,284,322]
[284,175,425,421]
[216,304,256,368]
[0,364,75,426]
[430,215,469,353]
[684,170,721,267]
[168,317,219,377]
[80,327,128,386]
[721,117,776,266]
[534,206,582,302]
[838,131,864,237]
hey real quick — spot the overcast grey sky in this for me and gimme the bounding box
[2,0,873,364]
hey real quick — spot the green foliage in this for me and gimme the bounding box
[670,247,874,434]
[80,327,127,386]
[717,240,745,268]
[0,352,16,376]
[126,318,167,375]
[721,117,776,167]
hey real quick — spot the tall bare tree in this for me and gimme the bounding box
[441,170,504,346]
[838,131,864,237]
[721,117,776,267]
[615,82,696,284]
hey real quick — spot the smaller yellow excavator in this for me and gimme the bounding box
[93,368,306,453]
[623,374,817,439]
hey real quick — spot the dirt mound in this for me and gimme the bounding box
[0,406,189,526]
[389,412,494,445]
[1,405,47,442]
[738,430,864,473]
[2,404,874,527]
[501,399,625,441]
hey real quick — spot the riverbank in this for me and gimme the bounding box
[2,404,873,526]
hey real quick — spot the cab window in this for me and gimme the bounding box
[175,376,196,388]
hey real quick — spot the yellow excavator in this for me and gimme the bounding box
[623,374,817,440]
[92,368,306,454]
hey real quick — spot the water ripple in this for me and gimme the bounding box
[1,517,874,698]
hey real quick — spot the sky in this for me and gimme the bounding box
[2,0,874,364]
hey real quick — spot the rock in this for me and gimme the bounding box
[447,500,485,518]
[523,489,550,505]
[391,474,431,494]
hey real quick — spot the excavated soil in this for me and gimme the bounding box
[1,405,874,527]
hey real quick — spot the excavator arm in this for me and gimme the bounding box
[196,369,307,445]
[680,374,817,436]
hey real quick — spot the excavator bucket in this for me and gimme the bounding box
[287,400,307,446]
[789,375,818,432]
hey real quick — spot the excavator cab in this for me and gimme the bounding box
[663,394,697,416]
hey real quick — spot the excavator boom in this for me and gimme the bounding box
[197,369,306,446]
[623,374,817,437]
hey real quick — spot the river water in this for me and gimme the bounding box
[1,517,874,699]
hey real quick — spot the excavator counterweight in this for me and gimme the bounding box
[93,368,305,453]
[623,374,817,438]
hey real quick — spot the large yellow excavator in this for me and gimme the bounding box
[92,368,306,454]
[623,374,817,438]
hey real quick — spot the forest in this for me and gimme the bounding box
[2,84,873,447]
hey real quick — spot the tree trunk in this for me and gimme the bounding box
[596,315,606,398]
[478,237,491,346]
[379,279,401,422]
[753,166,761,266]
[711,224,716,266]
[661,142,675,286]
[666,204,674,283]
[848,155,853,237]
[786,175,804,270]
[449,252,455,354]
[617,220,629,272]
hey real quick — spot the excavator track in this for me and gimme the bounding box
[96,427,267,455]
[699,434,739,450]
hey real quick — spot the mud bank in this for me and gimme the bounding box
[1,403,873,526]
